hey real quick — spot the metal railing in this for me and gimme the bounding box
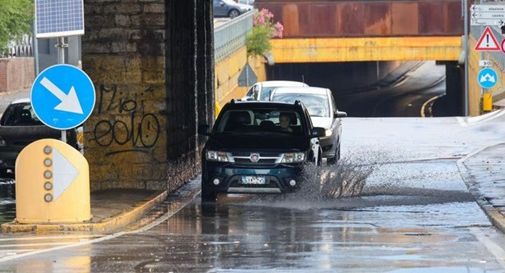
[1,35,33,58]
[214,11,253,62]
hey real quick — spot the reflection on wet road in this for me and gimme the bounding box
[0,180,15,225]
[1,112,505,272]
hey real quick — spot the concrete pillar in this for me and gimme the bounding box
[445,62,464,116]
[83,0,213,192]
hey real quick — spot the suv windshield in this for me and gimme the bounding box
[0,103,43,126]
[272,93,330,117]
[215,109,305,136]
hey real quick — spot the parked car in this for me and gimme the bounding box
[213,0,253,18]
[242,81,309,102]
[0,99,77,178]
[271,87,347,164]
[198,100,325,203]
[237,0,254,5]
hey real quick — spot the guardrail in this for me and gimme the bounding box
[214,11,253,62]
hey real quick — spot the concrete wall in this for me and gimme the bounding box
[83,0,213,192]
[0,58,34,93]
[215,49,267,108]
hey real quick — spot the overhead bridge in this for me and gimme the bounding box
[257,0,464,63]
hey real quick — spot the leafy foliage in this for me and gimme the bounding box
[246,9,283,57]
[0,0,33,53]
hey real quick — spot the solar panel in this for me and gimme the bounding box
[35,0,84,38]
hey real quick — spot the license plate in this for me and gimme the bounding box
[240,176,266,185]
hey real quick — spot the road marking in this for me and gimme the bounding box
[457,109,505,127]
[470,228,505,269]
[0,179,200,264]
[0,234,101,242]
[420,95,443,118]
[0,242,72,248]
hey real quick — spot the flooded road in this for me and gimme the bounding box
[0,180,15,225]
[1,113,505,272]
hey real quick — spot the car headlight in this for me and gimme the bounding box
[206,151,232,162]
[325,129,333,137]
[0,136,6,146]
[281,152,305,163]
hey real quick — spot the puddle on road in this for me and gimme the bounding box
[0,198,15,224]
[0,179,16,224]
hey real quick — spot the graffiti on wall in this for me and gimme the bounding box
[91,84,161,156]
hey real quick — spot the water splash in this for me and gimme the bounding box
[296,157,376,200]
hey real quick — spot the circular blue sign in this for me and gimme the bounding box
[478,68,498,89]
[31,64,96,130]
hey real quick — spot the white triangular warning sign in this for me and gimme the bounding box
[475,26,501,51]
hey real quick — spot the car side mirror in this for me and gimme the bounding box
[335,111,347,118]
[311,127,326,138]
[220,1,225,6]
[198,124,211,136]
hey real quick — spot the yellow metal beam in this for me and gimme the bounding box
[271,37,462,63]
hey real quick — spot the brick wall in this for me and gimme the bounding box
[83,0,213,192]
[0,58,34,93]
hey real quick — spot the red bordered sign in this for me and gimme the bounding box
[475,26,501,52]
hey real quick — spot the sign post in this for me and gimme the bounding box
[470,1,505,114]
[471,4,505,26]
[30,64,96,131]
[35,0,85,142]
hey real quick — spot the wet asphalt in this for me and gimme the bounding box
[2,63,505,272]
[1,116,505,272]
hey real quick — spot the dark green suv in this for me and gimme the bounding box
[198,100,325,203]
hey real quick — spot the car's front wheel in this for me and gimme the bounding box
[228,9,240,18]
[201,185,217,203]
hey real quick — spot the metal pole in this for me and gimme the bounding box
[56,37,67,143]
[33,15,39,75]
[464,0,469,116]
[480,0,484,113]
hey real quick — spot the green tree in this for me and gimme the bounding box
[0,0,33,53]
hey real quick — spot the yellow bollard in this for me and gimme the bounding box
[15,139,91,224]
[483,93,493,112]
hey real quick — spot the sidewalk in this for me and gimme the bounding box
[458,143,505,232]
[1,190,167,233]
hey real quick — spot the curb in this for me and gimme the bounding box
[0,179,201,264]
[1,190,168,233]
[457,143,505,233]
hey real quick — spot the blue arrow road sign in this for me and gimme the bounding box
[31,64,95,130]
[478,68,498,89]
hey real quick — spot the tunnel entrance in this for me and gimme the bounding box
[267,61,464,117]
